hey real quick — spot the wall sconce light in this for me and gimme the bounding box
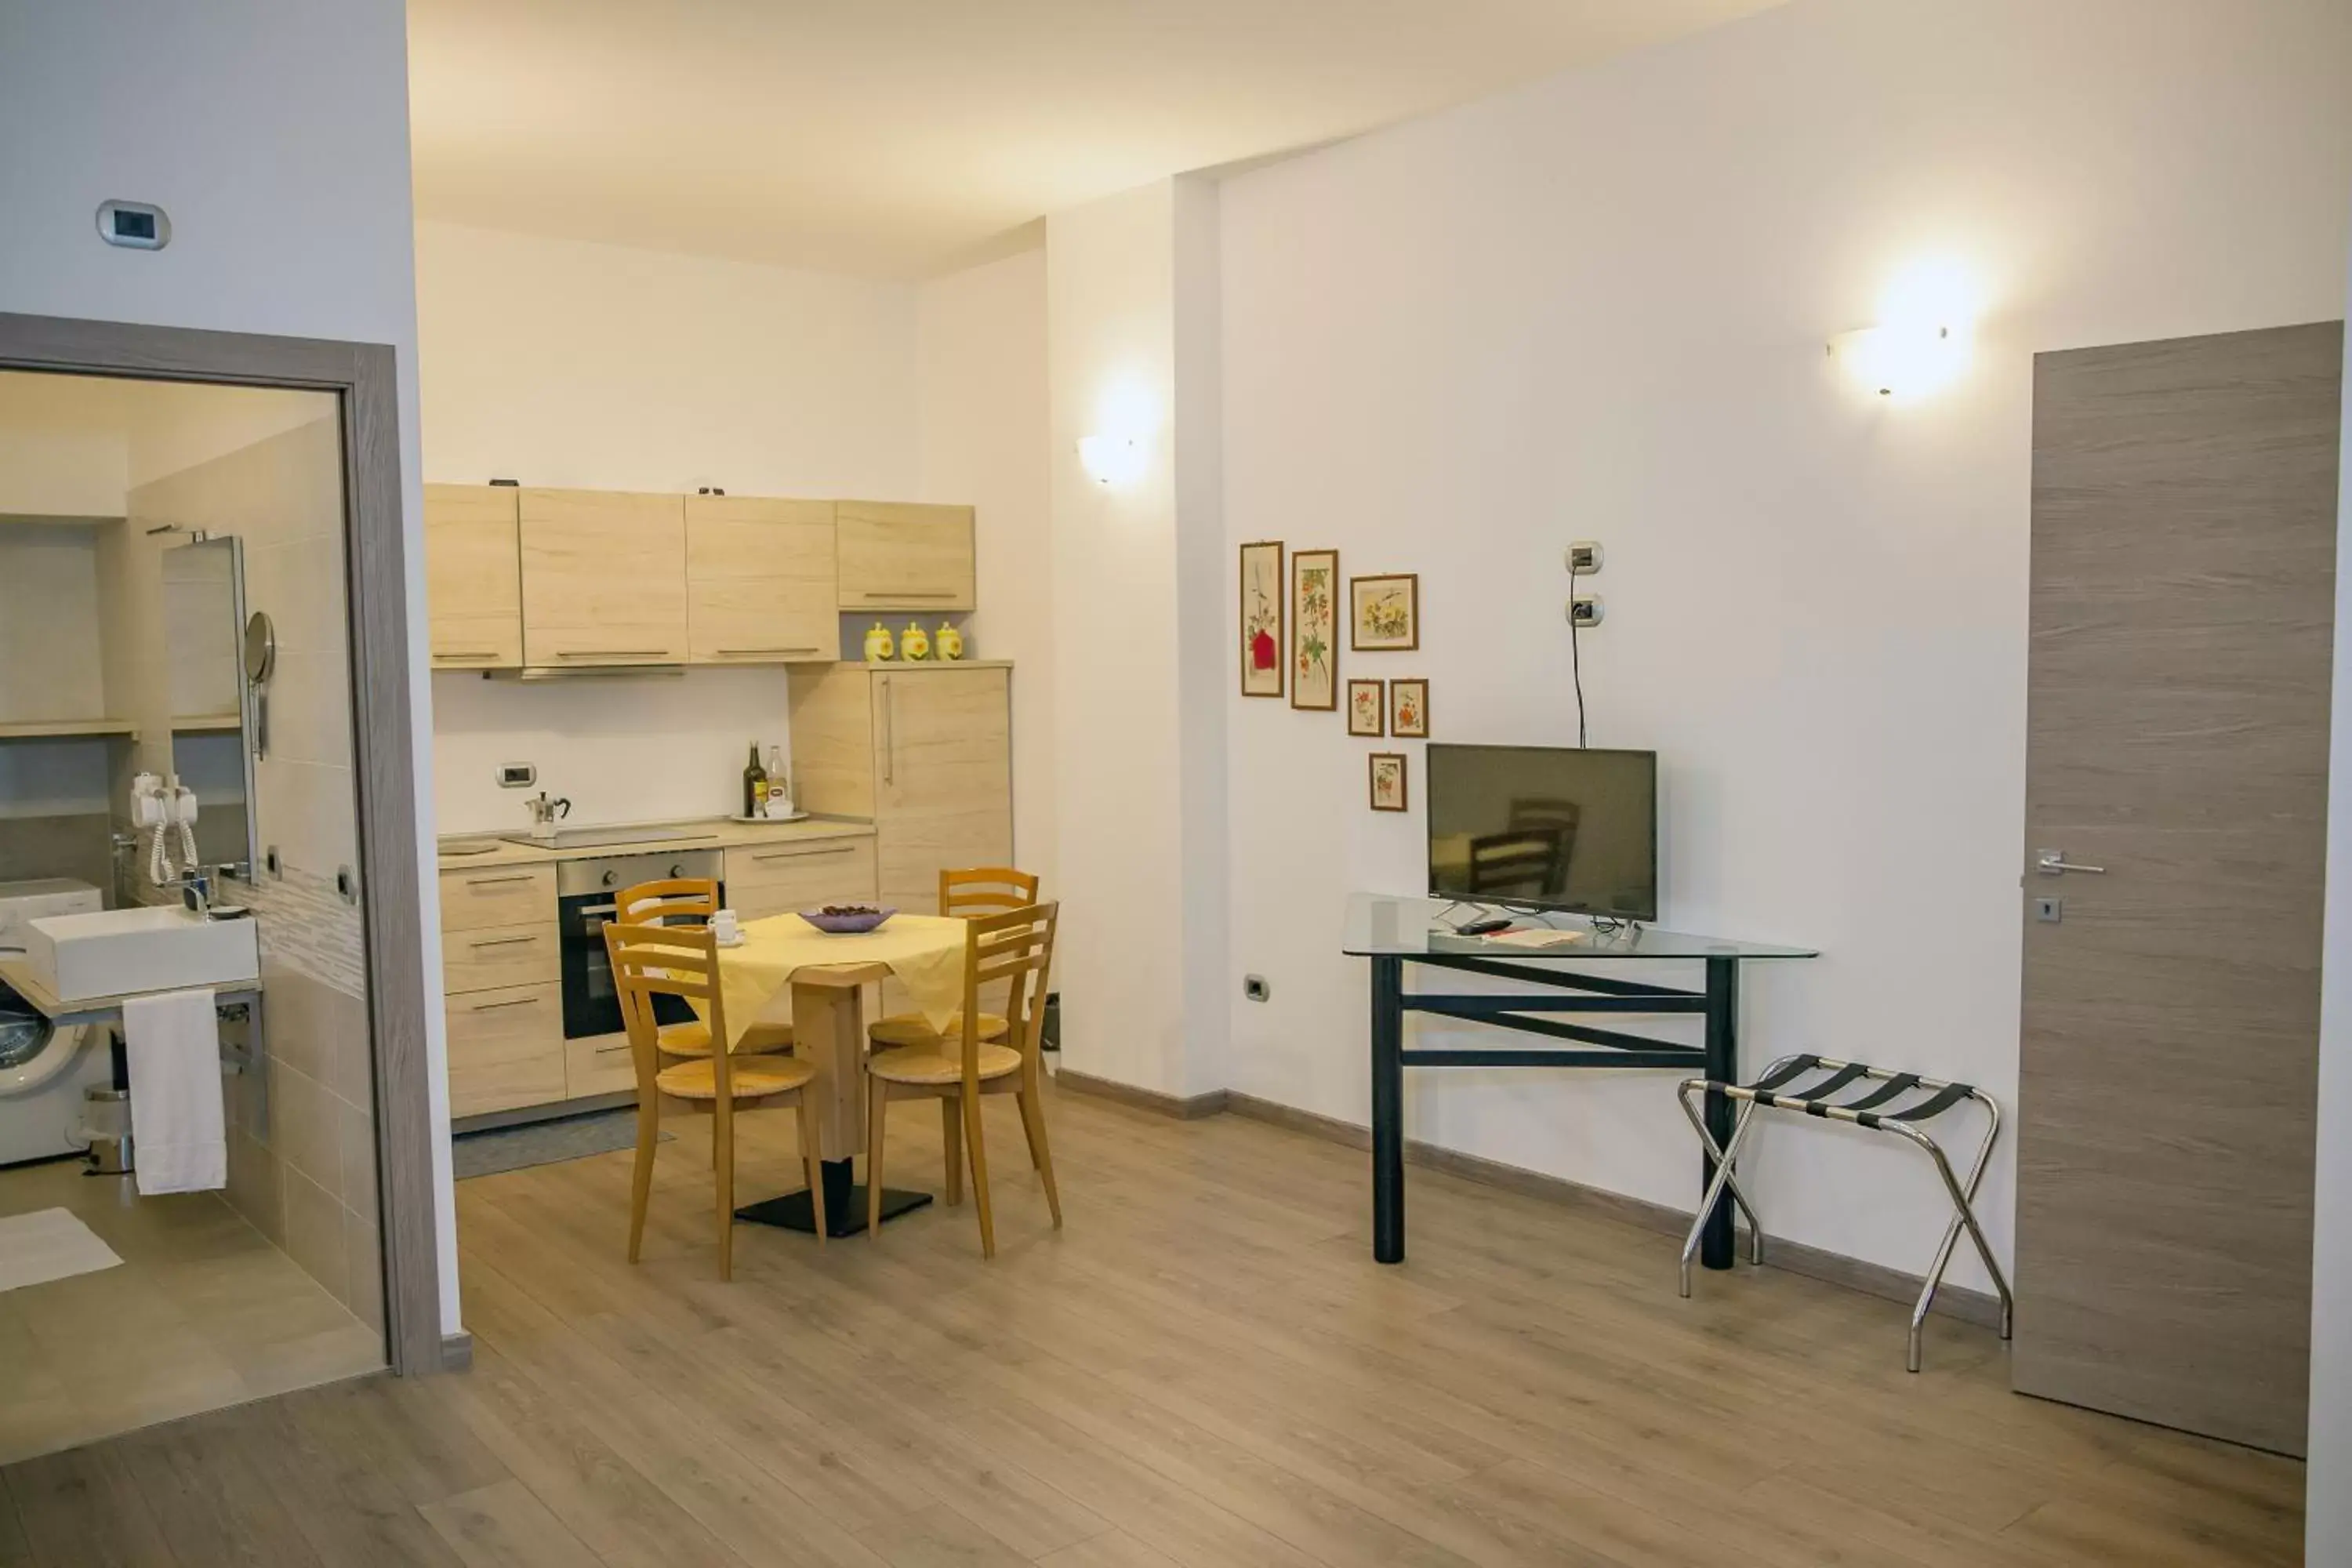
[1077,432,1149,486]
[1828,322,1969,399]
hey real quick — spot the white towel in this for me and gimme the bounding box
[122,987,227,1195]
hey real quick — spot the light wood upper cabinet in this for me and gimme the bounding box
[835,501,976,612]
[519,488,688,666]
[684,495,837,664]
[788,663,1011,914]
[424,485,523,670]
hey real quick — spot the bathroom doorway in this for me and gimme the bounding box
[0,317,437,1462]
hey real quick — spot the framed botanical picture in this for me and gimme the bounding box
[1369,752,1409,812]
[1350,572,1419,652]
[1347,679,1385,736]
[1389,678,1428,739]
[1238,540,1284,698]
[1290,549,1338,710]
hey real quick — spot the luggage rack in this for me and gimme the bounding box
[1675,1053,2014,1371]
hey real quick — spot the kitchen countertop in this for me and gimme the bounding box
[435,815,875,873]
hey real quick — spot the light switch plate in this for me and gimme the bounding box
[497,763,536,789]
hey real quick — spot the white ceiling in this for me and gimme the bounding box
[405,0,1781,279]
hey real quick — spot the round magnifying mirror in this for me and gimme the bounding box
[242,611,277,684]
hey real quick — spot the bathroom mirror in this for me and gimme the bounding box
[161,537,260,878]
[242,609,275,761]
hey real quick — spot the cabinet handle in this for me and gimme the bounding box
[880,676,895,786]
[435,650,502,662]
[469,996,540,1011]
[753,844,853,862]
[468,935,537,949]
[555,648,671,660]
[715,647,822,657]
[856,591,956,601]
[466,873,535,887]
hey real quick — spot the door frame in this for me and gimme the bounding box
[0,310,443,1377]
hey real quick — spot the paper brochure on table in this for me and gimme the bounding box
[1479,927,1592,949]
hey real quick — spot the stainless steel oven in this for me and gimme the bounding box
[556,849,724,1041]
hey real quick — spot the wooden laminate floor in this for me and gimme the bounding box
[0,1083,2306,1566]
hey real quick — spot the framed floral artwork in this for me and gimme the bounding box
[1349,572,1419,652]
[1290,549,1338,710]
[1238,540,1284,698]
[1388,678,1428,738]
[1369,752,1409,812]
[1347,680,1385,737]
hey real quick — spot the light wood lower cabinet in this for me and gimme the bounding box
[519,488,688,666]
[425,485,523,670]
[564,1033,639,1100]
[440,866,557,932]
[444,982,565,1118]
[686,495,837,665]
[787,665,1011,913]
[441,921,559,993]
[835,501,975,612]
[724,837,878,921]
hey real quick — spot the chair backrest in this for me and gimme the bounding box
[1468,829,1564,898]
[618,877,720,925]
[953,902,1058,1075]
[939,866,1040,919]
[604,918,734,1094]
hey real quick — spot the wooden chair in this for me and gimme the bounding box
[866,902,1060,1258]
[605,918,826,1279]
[866,866,1040,1051]
[616,877,793,1059]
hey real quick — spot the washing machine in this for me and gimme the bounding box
[0,879,113,1167]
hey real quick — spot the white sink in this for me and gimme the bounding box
[20,906,260,1003]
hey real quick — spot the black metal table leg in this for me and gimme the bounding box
[1371,954,1406,1264]
[735,1156,932,1237]
[1700,956,1738,1270]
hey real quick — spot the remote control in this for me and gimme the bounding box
[1457,916,1514,936]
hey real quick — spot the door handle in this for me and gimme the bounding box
[2035,849,2106,876]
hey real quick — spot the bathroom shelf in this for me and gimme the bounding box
[0,718,138,741]
[170,713,244,733]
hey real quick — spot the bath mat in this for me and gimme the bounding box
[0,1207,123,1294]
[454,1108,670,1181]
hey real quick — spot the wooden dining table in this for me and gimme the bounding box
[707,912,969,1237]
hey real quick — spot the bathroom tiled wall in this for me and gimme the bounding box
[122,414,383,1335]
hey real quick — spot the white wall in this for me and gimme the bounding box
[2308,192,2352,1567]
[916,246,1059,892]
[414,221,925,830]
[1215,0,2352,1293]
[0,0,456,1331]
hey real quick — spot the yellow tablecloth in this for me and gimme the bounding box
[707,912,968,1050]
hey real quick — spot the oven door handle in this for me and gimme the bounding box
[579,903,616,917]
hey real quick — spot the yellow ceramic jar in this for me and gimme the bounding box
[863,622,895,662]
[900,622,931,662]
[935,622,964,661]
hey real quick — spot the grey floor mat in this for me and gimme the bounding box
[454,1107,670,1180]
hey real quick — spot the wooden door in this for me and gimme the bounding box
[870,666,1011,912]
[685,495,837,664]
[517,488,688,666]
[423,484,521,669]
[2013,321,2341,1455]
[835,500,976,612]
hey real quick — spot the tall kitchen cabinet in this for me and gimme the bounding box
[786,662,1012,911]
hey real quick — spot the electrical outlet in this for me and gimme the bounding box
[1568,596,1605,628]
[1566,541,1605,575]
[1243,975,1271,1003]
[497,763,536,789]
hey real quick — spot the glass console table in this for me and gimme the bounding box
[1340,893,1817,1269]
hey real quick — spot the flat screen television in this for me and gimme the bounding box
[1425,744,1657,920]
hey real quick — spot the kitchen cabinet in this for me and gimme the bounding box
[424,485,523,670]
[835,501,976,612]
[786,663,1011,913]
[438,864,564,1116]
[724,836,878,921]
[519,488,688,666]
[685,495,837,665]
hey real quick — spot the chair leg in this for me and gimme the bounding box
[626,1094,659,1265]
[942,1098,964,1207]
[713,1099,735,1283]
[962,1086,996,1259]
[797,1091,828,1245]
[1017,1086,1062,1229]
[866,1075,889,1240]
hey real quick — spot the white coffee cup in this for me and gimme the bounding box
[712,909,741,943]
